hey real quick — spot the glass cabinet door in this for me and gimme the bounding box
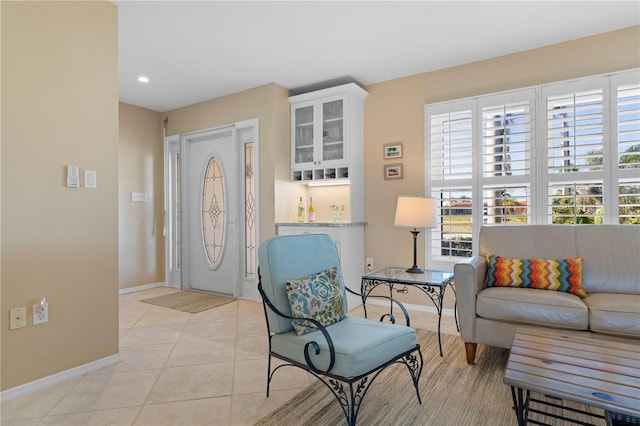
[322,99,344,162]
[294,105,314,165]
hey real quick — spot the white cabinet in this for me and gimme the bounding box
[276,223,365,308]
[290,83,367,183]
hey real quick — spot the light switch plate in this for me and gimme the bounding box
[84,170,97,188]
[131,192,147,202]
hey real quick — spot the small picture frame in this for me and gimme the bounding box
[383,142,403,159]
[384,163,403,180]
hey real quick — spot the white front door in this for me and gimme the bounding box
[182,127,238,295]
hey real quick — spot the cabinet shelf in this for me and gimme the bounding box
[291,166,349,182]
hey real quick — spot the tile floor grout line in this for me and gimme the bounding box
[228,300,241,422]
[132,297,193,424]
[1,287,460,425]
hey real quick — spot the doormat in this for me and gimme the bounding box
[141,290,236,314]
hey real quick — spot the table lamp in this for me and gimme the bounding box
[394,196,436,274]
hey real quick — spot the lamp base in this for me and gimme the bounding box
[405,266,425,274]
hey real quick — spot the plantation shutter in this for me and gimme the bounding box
[544,83,605,224]
[427,108,474,259]
[480,92,534,225]
[426,70,639,263]
[429,110,473,181]
[547,89,604,173]
[617,82,640,223]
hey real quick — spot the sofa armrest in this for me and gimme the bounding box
[454,256,487,343]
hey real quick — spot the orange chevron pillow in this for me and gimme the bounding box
[485,254,587,298]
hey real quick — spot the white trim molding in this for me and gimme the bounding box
[119,281,167,295]
[0,354,122,403]
[364,297,457,318]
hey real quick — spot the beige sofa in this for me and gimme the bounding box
[454,224,640,364]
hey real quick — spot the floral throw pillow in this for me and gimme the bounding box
[285,266,347,336]
[484,254,587,298]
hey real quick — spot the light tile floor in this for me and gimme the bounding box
[0,287,460,426]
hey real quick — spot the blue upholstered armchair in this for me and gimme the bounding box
[257,233,423,425]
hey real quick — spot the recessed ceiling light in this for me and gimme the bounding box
[137,76,150,83]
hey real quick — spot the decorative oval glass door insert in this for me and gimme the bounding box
[201,155,227,269]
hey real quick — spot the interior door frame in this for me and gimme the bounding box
[163,119,260,298]
[164,134,182,289]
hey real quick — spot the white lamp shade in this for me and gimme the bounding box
[394,196,436,228]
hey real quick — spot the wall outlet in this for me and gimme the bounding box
[10,307,27,330]
[33,299,48,325]
[366,257,374,271]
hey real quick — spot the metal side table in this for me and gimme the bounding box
[361,267,455,356]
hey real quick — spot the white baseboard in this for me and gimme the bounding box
[1,283,165,402]
[0,354,122,403]
[119,281,166,295]
[365,298,457,318]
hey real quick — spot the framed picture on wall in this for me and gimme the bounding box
[384,163,403,179]
[383,142,403,159]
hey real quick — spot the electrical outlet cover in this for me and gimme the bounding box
[33,302,48,325]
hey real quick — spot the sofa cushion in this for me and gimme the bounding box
[584,293,640,338]
[477,287,588,330]
[485,254,587,297]
[479,225,577,259]
[285,266,347,336]
[575,225,640,294]
[270,316,417,378]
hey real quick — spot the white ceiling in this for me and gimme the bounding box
[115,1,640,112]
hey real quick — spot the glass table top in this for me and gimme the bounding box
[362,267,454,286]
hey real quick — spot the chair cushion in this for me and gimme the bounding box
[258,234,347,334]
[485,254,587,297]
[270,316,417,378]
[286,266,347,335]
[584,293,640,338]
[477,287,588,330]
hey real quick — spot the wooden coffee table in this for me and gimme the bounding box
[504,328,640,426]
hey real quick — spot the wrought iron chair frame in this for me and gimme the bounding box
[258,273,424,426]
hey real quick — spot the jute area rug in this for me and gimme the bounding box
[256,329,607,426]
[141,290,236,314]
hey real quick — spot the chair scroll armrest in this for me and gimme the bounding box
[258,281,336,375]
[345,286,412,327]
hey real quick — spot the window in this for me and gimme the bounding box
[201,156,227,268]
[616,80,640,224]
[429,107,473,258]
[542,79,605,224]
[481,92,534,227]
[426,69,639,262]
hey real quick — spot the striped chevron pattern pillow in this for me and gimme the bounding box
[485,254,587,298]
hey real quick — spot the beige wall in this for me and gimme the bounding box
[118,103,164,290]
[163,83,291,242]
[1,1,119,390]
[0,4,635,392]
[363,26,640,309]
